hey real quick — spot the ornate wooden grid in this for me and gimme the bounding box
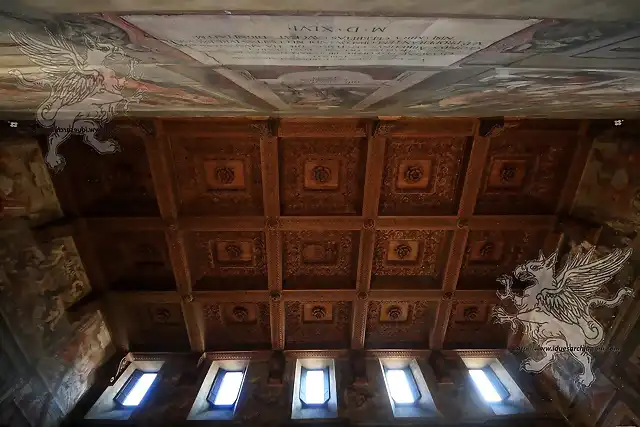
[47,117,591,354]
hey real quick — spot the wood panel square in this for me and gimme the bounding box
[379,137,468,216]
[204,302,271,350]
[395,159,433,190]
[280,137,366,215]
[303,303,334,322]
[125,303,190,351]
[301,241,339,265]
[213,240,255,265]
[285,301,351,349]
[468,240,505,263]
[458,230,548,290]
[365,301,437,349]
[475,131,577,215]
[223,303,258,323]
[303,159,340,190]
[60,123,158,216]
[95,231,174,291]
[486,158,529,190]
[372,230,450,290]
[187,231,267,290]
[170,131,263,216]
[379,302,410,322]
[283,231,358,290]
[386,240,421,264]
[444,301,508,349]
[203,159,247,190]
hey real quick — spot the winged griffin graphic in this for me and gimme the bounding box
[8,28,145,172]
[492,246,634,387]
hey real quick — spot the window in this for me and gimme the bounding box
[207,369,245,409]
[291,359,337,420]
[469,368,509,403]
[300,368,330,406]
[384,368,421,405]
[114,370,158,407]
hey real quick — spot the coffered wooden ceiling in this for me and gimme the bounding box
[45,117,591,354]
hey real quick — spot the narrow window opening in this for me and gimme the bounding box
[114,371,158,407]
[385,368,421,405]
[300,367,330,406]
[207,370,245,409]
[469,368,509,403]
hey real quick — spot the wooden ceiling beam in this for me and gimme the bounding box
[556,120,593,214]
[377,216,458,230]
[279,216,364,231]
[260,120,285,351]
[369,290,444,301]
[178,216,265,231]
[80,214,558,233]
[146,119,204,353]
[352,121,387,350]
[467,215,557,230]
[282,290,356,301]
[192,290,268,302]
[431,121,486,350]
[85,217,166,231]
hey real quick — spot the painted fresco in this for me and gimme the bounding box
[458,20,638,66]
[216,66,438,111]
[0,143,113,426]
[573,129,640,229]
[373,68,640,116]
[0,12,639,117]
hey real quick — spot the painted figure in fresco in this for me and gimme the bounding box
[492,246,633,387]
[8,29,145,172]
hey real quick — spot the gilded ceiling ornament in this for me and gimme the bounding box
[311,165,331,184]
[395,244,412,259]
[387,305,403,320]
[463,306,479,320]
[232,305,249,322]
[270,292,281,302]
[311,305,327,319]
[479,242,494,257]
[215,167,235,184]
[499,164,516,182]
[153,308,171,323]
[225,243,242,259]
[404,164,424,183]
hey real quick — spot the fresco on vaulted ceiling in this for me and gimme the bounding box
[0,12,639,117]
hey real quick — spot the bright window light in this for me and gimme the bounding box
[469,369,503,403]
[386,369,417,404]
[213,371,244,406]
[304,370,326,405]
[122,373,157,406]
